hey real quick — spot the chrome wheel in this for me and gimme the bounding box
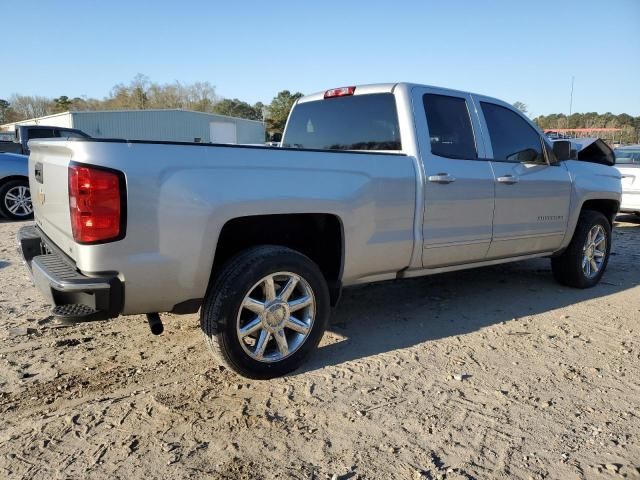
[4,185,32,218]
[236,271,316,363]
[582,224,606,279]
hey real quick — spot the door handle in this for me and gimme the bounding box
[428,173,456,184]
[497,175,519,184]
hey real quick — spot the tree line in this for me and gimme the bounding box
[514,101,639,144]
[533,112,640,144]
[0,74,302,136]
[1,77,638,144]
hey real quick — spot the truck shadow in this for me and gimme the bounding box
[616,213,640,225]
[300,221,639,374]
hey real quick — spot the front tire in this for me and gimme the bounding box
[200,246,330,379]
[0,179,33,220]
[551,210,611,288]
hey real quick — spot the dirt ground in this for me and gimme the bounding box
[0,217,638,480]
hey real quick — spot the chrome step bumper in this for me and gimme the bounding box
[17,225,123,322]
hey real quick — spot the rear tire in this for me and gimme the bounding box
[200,246,330,379]
[551,210,611,288]
[0,179,33,220]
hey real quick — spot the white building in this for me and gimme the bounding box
[1,109,265,144]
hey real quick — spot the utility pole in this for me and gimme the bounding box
[569,76,575,116]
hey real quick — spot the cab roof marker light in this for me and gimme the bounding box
[324,86,356,99]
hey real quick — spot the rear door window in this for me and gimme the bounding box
[481,102,545,163]
[423,94,477,159]
[282,93,401,151]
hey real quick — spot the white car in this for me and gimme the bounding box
[614,145,640,215]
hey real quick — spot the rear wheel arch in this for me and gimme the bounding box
[211,213,344,305]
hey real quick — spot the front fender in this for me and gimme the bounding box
[559,160,622,250]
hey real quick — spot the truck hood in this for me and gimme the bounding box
[564,137,616,166]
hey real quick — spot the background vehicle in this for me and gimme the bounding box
[0,125,90,155]
[0,152,31,219]
[18,83,621,378]
[614,145,640,215]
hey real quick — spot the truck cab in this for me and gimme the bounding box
[284,84,619,272]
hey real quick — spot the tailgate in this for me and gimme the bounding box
[29,141,77,260]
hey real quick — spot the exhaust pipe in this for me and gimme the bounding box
[146,313,164,335]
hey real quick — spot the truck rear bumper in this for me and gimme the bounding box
[17,225,123,322]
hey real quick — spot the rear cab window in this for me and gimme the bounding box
[282,93,401,151]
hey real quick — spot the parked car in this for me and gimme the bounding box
[614,145,640,215]
[0,152,32,219]
[0,125,90,156]
[18,82,621,378]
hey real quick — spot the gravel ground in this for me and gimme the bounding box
[0,216,639,480]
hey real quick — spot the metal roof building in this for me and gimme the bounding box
[1,109,265,144]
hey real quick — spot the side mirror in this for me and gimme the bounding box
[519,148,540,163]
[506,148,539,163]
[552,140,572,161]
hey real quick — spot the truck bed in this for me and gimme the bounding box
[28,138,417,315]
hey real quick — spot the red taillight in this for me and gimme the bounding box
[324,86,356,99]
[68,165,123,244]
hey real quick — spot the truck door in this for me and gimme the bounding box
[414,87,495,268]
[475,99,572,258]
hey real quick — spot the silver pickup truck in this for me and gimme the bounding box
[18,83,621,378]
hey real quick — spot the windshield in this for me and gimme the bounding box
[614,149,640,165]
[282,93,401,151]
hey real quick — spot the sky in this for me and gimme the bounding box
[2,0,639,117]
